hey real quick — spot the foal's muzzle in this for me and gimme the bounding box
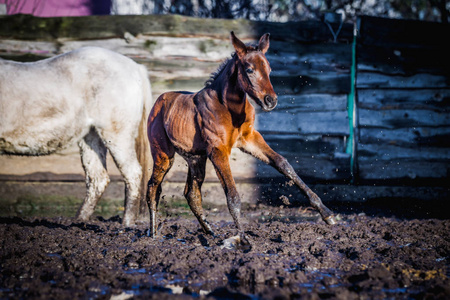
[262,95,277,111]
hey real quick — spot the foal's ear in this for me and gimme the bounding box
[230,31,247,59]
[258,33,270,54]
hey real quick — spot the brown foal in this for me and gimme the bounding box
[146,32,336,241]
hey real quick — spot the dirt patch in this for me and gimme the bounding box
[0,204,449,299]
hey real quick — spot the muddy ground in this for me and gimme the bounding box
[0,201,449,300]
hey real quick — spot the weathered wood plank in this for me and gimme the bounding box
[358,160,448,181]
[358,143,450,160]
[276,94,348,112]
[359,127,450,148]
[269,41,350,59]
[272,73,350,94]
[296,111,349,135]
[0,145,122,178]
[256,111,349,135]
[358,89,450,112]
[0,14,353,42]
[60,36,233,61]
[357,44,450,76]
[267,42,351,74]
[263,134,347,156]
[254,153,351,182]
[358,108,449,128]
[0,39,57,56]
[151,76,207,95]
[356,72,449,89]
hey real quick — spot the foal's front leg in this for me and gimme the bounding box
[241,131,336,225]
[208,146,251,246]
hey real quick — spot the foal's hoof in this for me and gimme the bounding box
[240,234,252,252]
[221,235,252,252]
[324,215,337,225]
[202,224,215,236]
[221,235,241,250]
[147,229,157,238]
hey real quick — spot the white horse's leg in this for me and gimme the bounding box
[76,129,110,221]
[103,133,142,227]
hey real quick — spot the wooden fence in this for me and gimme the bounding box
[0,14,448,204]
[355,16,450,186]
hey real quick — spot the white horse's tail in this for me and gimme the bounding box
[136,65,153,219]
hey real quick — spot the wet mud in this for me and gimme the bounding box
[0,203,449,299]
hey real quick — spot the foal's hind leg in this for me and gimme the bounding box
[146,136,175,237]
[184,155,213,235]
[77,129,110,221]
[146,156,174,237]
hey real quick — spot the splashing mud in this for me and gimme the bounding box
[0,204,449,299]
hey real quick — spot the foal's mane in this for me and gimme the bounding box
[204,54,236,87]
[204,44,258,87]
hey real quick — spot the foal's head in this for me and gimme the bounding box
[231,31,278,112]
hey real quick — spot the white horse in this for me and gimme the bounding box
[0,47,152,226]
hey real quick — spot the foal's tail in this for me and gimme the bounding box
[135,65,153,220]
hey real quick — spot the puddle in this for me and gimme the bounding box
[124,268,147,274]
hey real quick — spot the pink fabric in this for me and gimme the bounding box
[1,0,110,16]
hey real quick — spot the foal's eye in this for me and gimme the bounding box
[246,68,254,74]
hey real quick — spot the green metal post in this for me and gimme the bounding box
[346,23,357,182]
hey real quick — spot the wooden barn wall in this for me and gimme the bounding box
[355,16,450,185]
[1,14,448,205]
[0,14,353,189]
